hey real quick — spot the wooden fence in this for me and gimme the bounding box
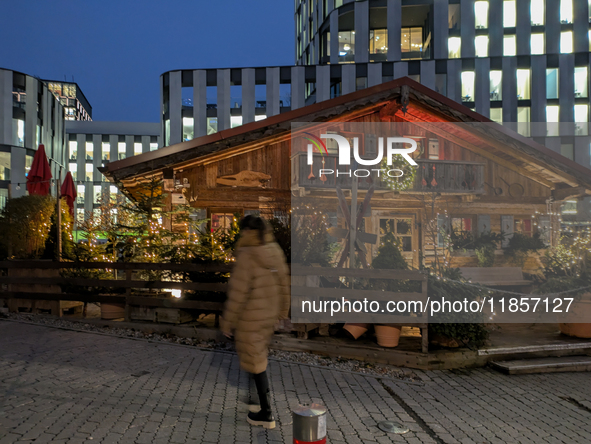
[0,261,232,324]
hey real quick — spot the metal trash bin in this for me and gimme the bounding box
[292,403,327,443]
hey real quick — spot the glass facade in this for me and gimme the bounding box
[475,2,489,28]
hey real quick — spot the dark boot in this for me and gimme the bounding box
[247,371,276,429]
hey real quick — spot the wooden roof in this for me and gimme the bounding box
[101,77,591,194]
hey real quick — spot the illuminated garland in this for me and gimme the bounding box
[379,157,417,192]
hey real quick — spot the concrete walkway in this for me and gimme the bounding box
[1,321,590,444]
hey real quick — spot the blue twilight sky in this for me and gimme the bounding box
[0,1,294,123]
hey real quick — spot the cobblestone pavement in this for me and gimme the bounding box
[0,321,590,444]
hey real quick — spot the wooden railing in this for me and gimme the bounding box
[291,153,485,194]
[0,261,232,323]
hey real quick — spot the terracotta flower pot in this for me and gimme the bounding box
[558,295,591,338]
[374,324,402,348]
[343,323,369,340]
[101,303,126,320]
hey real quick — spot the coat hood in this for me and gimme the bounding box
[236,229,283,270]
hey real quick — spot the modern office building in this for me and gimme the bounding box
[65,121,160,221]
[44,80,92,121]
[159,0,591,222]
[0,67,68,208]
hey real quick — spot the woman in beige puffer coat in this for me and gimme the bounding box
[221,215,289,429]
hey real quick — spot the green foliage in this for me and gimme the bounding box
[504,232,545,257]
[380,157,417,192]
[543,231,591,278]
[269,216,291,263]
[42,198,75,260]
[534,275,590,301]
[475,244,495,267]
[0,195,55,259]
[428,268,489,347]
[292,212,335,266]
[370,232,416,293]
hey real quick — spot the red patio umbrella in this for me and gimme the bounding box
[26,144,52,196]
[60,171,77,217]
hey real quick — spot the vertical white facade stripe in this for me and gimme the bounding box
[266,67,280,117]
[193,70,207,137]
[217,70,231,131]
[242,69,255,124]
[169,71,182,146]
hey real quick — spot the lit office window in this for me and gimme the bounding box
[182,117,194,141]
[255,115,267,121]
[561,31,573,53]
[546,68,559,99]
[531,34,544,55]
[490,108,502,123]
[207,117,218,135]
[338,31,355,62]
[490,71,502,100]
[231,116,243,128]
[575,67,588,98]
[517,70,531,100]
[69,141,77,161]
[401,28,423,55]
[448,37,461,58]
[133,142,142,156]
[12,119,24,147]
[560,0,573,24]
[504,35,516,56]
[475,1,489,28]
[77,185,85,204]
[150,142,158,151]
[93,185,102,204]
[101,142,110,161]
[546,105,559,136]
[68,163,77,181]
[503,1,516,27]
[110,185,118,202]
[531,0,545,25]
[475,35,488,57]
[517,107,531,137]
[118,142,126,160]
[369,29,388,56]
[575,105,589,135]
[461,72,475,102]
[85,142,93,161]
[85,164,93,182]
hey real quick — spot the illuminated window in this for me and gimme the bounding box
[230,116,243,128]
[338,30,355,62]
[110,185,118,202]
[562,200,577,214]
[504,35,516,56]
[68,163,77,181]
[211,212,235,233]
[448,37,461,58]
[561,31,573,53]
[461,72,475,102]
[150,142,158,151]
[93,185,102,204]
[369,29,388,56]
[575,105,588,135]
[401,27,423,55]
[475,1,489,29]
[490,71,502,100]
[69,141,77,161]
[575,67,588,98]
[207,117,218,135]
[101,142,110,161]
[85,164,93,182]
[514,218,532,237]
[531,0,545,25]
[118,142,126,160]
[503,1,516,27]
[531,34,544,55]
[490,108,502,123]
[516,69,530,100]
[85,142,93,161]
[546,105,559,136]
[77,185,85,204]
[12,119,24,147]
[475,35,488,57]
[134,142,142,156]
[560,0,573,23]
[546,68,559,99]
[182,117,194,141]
[255,115,267,121]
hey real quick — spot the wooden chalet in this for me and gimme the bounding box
[101,77,591,269]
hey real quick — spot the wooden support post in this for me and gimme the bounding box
[124,269,132,322]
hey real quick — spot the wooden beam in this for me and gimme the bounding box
[552,186,591,201]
